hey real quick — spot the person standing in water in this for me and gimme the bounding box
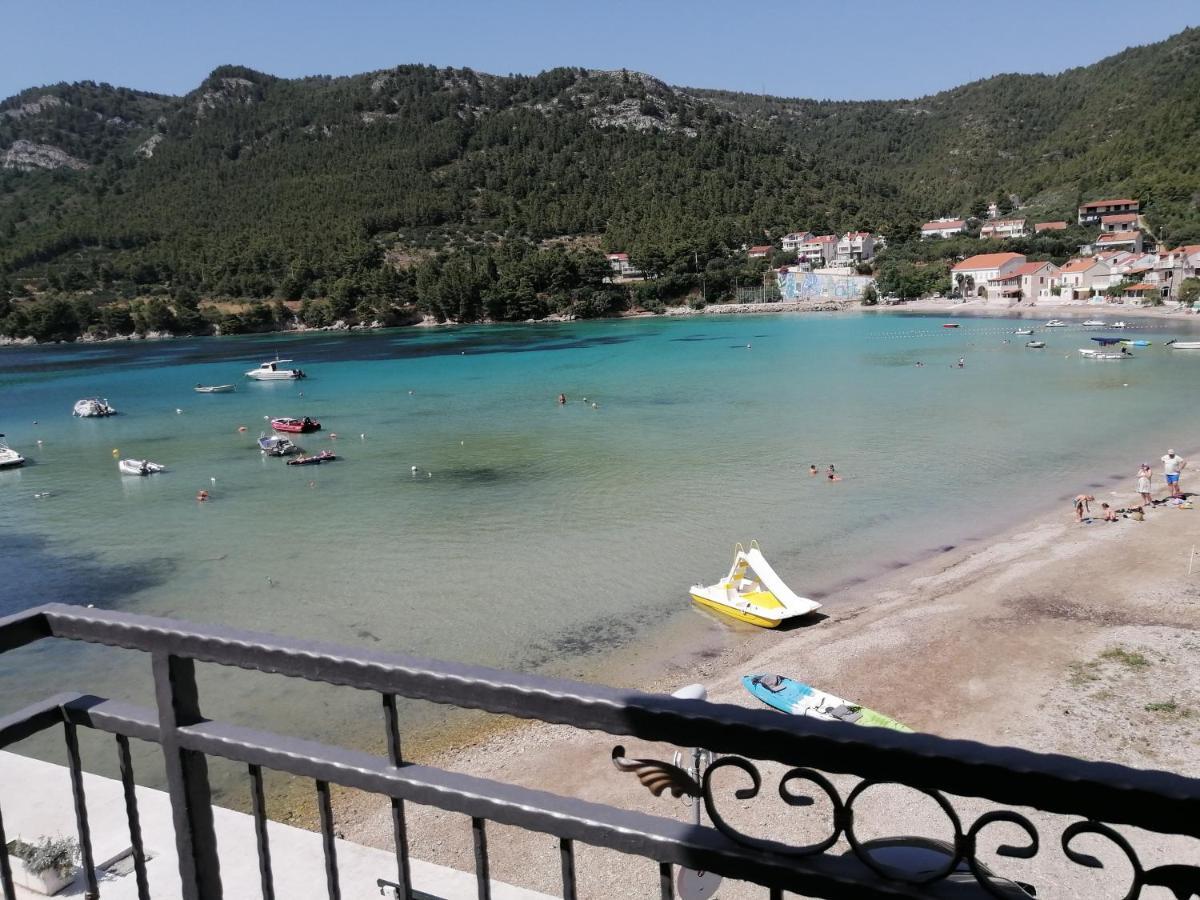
[809,464,818,476]
[1162,449,1186,498]
[557,393,567,405]
[827,465,841,482]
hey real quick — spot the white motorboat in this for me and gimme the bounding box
[258,433,301,456]
[73,398,116,417]
[194,384,235,393]
[1078,348,1131,359]
[1044,320,1067,327]
[118,458,166,476]
[1166,340,1200,350]
[1081,320,1107,327]
[1111,321,1128,329]
[1025,340,1046,348]
[245,358,306,380]
[0,435,25,469]
[689,541,821,628]
[1013,328,1034,335]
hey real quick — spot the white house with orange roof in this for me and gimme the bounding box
[1100,212,1140,233]
[951,252,1025,299]
[1077,198,1140,226]
[979,218,1027,240]
[1059,258,1111,299]
[835,231,876,265]
[1092,230,1144,253]
[780,231,813,252]
[605,252,639,278]
[794,234,838,268]
[921,218,966,239]
[988,260,1059,303]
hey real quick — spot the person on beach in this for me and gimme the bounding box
[1073,494,1095,522]
[1102,503,1117,522]
[1137,463,1153,506]
[1162,449,1186,498]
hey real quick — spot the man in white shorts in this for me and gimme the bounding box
[1162,449,1186,498]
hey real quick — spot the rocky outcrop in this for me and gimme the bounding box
[1,140,89,171]
[135,134,164,158]
[1,95,64,120]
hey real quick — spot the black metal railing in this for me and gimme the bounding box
[0,603,1197,900]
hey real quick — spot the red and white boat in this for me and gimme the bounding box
[271,416,321,433]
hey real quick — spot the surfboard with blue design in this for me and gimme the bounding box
[742,674,912,732]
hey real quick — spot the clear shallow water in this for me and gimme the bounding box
[3,313,1200,769]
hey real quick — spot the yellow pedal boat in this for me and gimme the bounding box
[689,541,822,628]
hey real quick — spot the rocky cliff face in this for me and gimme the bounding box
[1,139,90,171]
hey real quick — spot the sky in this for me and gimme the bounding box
[4,1,1199,102]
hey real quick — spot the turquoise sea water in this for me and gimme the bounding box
[3,312,1200,775]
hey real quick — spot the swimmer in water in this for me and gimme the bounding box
[558,393,567,405]
[809,464,818,476]
[827,465,841,482]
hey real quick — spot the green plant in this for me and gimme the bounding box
[1144,700,1178,713]
[7,836,79,877]
[1099,647,1150,668]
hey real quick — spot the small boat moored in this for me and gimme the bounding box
[1013,328,1034,335]
[286,450,337,466]
[73,398,116,417]
[1025,340,1046,348]
[258,433,301,456]
[1111,321,1128,329]
[1082,319,1108,327]
[271,416,321,433]
[245,358,306,381]
[1079,348,1131,359]
[743,674,912,731]
[1044,319,1067,328]
[0,435,25,469]
[118,458,166,476]
[689,541,821,628]
[1166,340,1200,350]
[941,323,959,328]
[194,384,235,393]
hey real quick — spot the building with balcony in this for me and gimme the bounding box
[794,234,838,268]
[780,231,813,252]
[1059,257,1111,298]
[988,260,1059,302]
[950,252,1025,298]
[920,218,966,239]
[979,218,1027,240]
[1077,198,1140,226]
[834,232,876,265]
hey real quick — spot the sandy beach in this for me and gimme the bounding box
[325,475,1200,898]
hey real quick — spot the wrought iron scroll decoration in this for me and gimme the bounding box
[612,747,1200,899]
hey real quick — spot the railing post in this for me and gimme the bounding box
[382,694,413,900]
[63,722,99,899]
[0,800,16,900]
[153,652,222,899]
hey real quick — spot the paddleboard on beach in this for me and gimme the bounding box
[742,674,912,732]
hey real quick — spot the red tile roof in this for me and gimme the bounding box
[606,252,629,260]
[1060,258,1104,274]
[749,245,773,254]
[1011,261,1054,276]
[1080,198,1139,209]
[951,252,1024,271]
[1035,221,1068,231]
[1124,282,1157,292]
[922,219,965,230]
[1101,213,1139,224]
[1096,231,1139,244]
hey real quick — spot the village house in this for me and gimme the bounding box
[1058,257,1111,299]
[979,218,1027,240]
[1120,282,1162,305]
[1077,198,1140,226]
[1100,212,1140,233]
[794,234,838,268]
[988,260,1059,303]
[835,231,876,265]
[1035,221,1068,233]
[748,245,773,259]
[780,231,814,252]
[950,252,1025,298]
[921,218,966,239]
[1092,230,1144,253]
[605,252,639,278]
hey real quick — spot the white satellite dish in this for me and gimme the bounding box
[677,867,721,900]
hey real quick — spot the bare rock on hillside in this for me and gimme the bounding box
[1,95,65,119]
[135,133,165,158]
[1,140,89,171]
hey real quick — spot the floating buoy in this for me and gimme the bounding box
[330,433,337,440]
[36,439,43,446]
[210,477,216,486]
[238,426,247,433]
[32,420,37,425]
[112,448,119,458]
[360,433,366,440]
[176,408,183,415]
[408,390,414,395]
[411,465,418,473]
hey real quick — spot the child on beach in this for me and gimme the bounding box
[1102,503,1117,522]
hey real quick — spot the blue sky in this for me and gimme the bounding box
[5,1,1198,101]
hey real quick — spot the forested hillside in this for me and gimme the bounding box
[2,28,1199,338]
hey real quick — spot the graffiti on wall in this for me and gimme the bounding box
[776,271,874,301]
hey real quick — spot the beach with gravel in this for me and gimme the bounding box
[326,478,1200,898]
